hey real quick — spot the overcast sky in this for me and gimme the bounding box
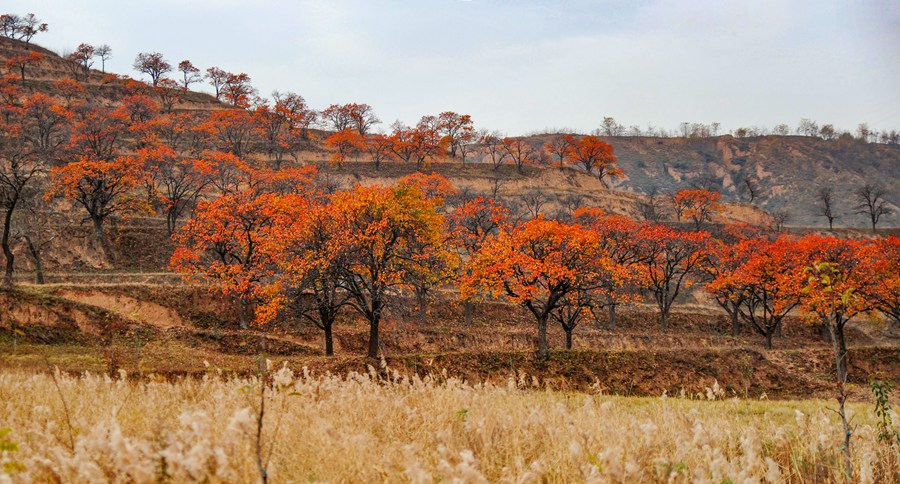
[8,0,900,135]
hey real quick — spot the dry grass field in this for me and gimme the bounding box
[0,367,898,482]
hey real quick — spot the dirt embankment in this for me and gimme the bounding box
[2,285,899,399]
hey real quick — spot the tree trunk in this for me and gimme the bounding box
[537,314,549,359]
[1,206,14,287]
[238,299,251,329]
[92,216,112,263]
[464,300,473,325]
[415,288,427,325]
[775,319,783,337]
[764,331,773,350]
[324,323,334,357]
[828,319,853,480]
[608,301,617,330]
[730,311,740,336]
[659,309,668,332]
[564,328,573,350]
[33,249,44,284]
[366,299,382,359]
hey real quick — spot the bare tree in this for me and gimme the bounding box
[854,183,892,232]
[816,186,837,230]
[637,187,665,222]
[737,175,760,203]
[521,190,548,219]
[771,209,790,232]
[797,118,819,137]
[95,44,112,73]
[601,116,623,136]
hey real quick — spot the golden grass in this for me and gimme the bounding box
[0,366,897,482]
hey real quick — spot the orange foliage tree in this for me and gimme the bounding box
[501,137,540,174]
[0,93,71,285]
[330,183,446,358]
[568,135,621,186]
[862,236,900,324]
[325,128,365,166]
[730,237,803,349]
[170,192,278,328]
[635,225,710,330]
[461,217,609,357]
[572,209,646,329]
[447,196,508,324]
[673,188,723,230]
[48,155,148,256]
[797,235,880,478]
[5,51,42,82]
[257,196,350,355]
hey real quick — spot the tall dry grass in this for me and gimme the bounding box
[0,365,897,482]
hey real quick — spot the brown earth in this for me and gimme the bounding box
[2,284,898,401]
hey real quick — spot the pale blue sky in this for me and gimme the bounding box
[8,0,900,135]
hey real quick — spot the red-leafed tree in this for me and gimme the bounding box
[5,51,42,82]
[48,155,148,258]
[461,217,608,357]
[501,137,540,174]
[330,184,446,358]
[568,135,621,187]
[447,196,508,324]
[133,52,171,87]
[635,225,711,330]
[673,188,723,230]
[177,60,201,89]
[325,128,365,166]
[171,191,278,328]
[437,111,474,159]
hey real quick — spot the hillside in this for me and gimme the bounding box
[3,35,898,231]
[0,36,223,111]
[525,134,900,228]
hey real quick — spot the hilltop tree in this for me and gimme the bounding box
[854,183,892,232]
[0,13,47,44]
[436,111,474,159]
[133,52,171,87]
[95,44,112,73]
[568,135,621,186]
[601,116,624,136]
[816,186,837,230]
[68,43,94,76]
[222,73,255,107]
[177,60,201,89]
[543,134,575,168]
[205,67,230,100]
[480,131,509,170]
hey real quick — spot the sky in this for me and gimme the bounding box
[7,0,900,136]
